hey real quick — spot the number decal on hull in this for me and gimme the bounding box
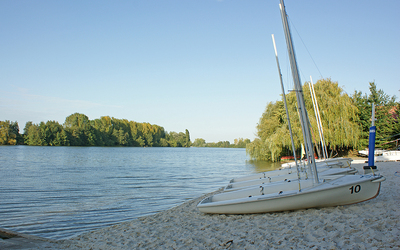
[349,185,361,194]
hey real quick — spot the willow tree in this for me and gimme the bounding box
[247,101,292,161]
[247,78,360,161]
[307,79,360,155]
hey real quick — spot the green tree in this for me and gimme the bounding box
[192,138,206,147]
[234,138,251,148]
[23,121,33,136]
[167,132,179,147]
[110,118,132,146]
[128,121,140,146]
[24,122,45,145]
[64,113,95,146]
[247,100,288,161]
[217,141,231,148]
[247,78,360,161]
[11,121,23,144]
[165,131,189,147]
[43,121,68,146]
[307,79,360,155]
[159,138,169,147]
[148,125,166,147]
[92,116,115,146]
[54,130,69,146]
[0,120,19,145]
[136,136,146,147]
[352,82,398,149]
[185,129,191,147]
[4,113,189,148]
[142,123,154,147]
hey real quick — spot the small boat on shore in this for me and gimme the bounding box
[229,157,353,184]
[375,150,400,162]
[197,174,385,214]
[358,148,385,157]
[224,166,357,192]
[281,157,352,168]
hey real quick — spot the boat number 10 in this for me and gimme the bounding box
[349,185,361,194]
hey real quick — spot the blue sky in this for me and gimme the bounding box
[1,0,399,143]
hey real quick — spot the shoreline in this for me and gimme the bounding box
[2,160,399,249]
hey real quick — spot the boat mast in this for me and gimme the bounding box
[309,76,328,159]
[271,34,299,168]
[279,0,319,183]
[272,34,302,190]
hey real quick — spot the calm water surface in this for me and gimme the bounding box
[0,146,279,239]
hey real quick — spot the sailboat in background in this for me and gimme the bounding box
[197,0,385,214]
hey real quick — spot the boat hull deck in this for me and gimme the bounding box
[198,175,385,214]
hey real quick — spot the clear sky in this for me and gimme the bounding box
[1,0,399,143]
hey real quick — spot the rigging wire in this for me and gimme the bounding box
[287,16,324,80]
[281,15,321,97]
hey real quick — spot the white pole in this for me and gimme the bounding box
[310,76,328,159]
[272,34,300,172]
[279,0,319,183]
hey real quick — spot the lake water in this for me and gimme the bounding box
[0,146,281,240]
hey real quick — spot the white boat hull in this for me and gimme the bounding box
[280,157,352,169]
[375,150,400,162]
[225,167,357,191]
[231,158,353,183]
[198,175,385,214]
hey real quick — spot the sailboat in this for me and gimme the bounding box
[197,0,385,214]
[226,32,355,187]
[224,166,358,192]
[227,157,355,185]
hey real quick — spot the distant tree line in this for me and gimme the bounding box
[192,138,251,148]
[0,113,191,147]
[0,120,21,145]
[247,80,399,162]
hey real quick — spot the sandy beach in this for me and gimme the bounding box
[54,161,399,249]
